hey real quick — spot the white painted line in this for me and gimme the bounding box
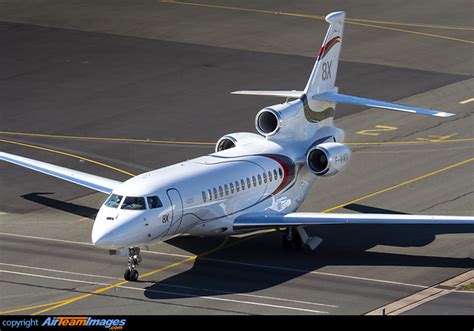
[366,270,474,315]
[0,232,192,258]
[118,285,329,314]
[0,263,122,281]
[0,232,92,246]
[459,98,474,104]
[143,250,193,258]
[147,282,338,308]
[0,232,428,289]
[202,257,428,289]
[453,290,474,294]
[0,270,328,314]
[1,263,336,308]
[0,270,111,287]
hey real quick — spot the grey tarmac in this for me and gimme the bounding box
[0,0,472,315]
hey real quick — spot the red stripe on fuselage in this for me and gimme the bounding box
[262,155,295,195]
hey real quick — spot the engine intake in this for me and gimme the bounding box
[306,142,351,177]
[215,132,265,153]
[255,108,281,136]
[216,137,236,152]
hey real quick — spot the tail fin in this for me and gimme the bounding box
[304,11,345,98]
[231,10,454,118]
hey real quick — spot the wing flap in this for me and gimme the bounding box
[0,152,122,194]
[313,92,454,117]
[234,212,474,230]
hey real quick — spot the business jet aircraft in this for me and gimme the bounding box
[1,11,473,281]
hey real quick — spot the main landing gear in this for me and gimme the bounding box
[282,227,303,250]
[282,227,323,251]
[124,247,141,281]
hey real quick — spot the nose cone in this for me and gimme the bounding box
[92,220,116,248]
[92,207,148,249]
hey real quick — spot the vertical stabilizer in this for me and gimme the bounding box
[304,11,345,103]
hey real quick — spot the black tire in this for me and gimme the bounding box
[129,270,139,282]
[124,269,131,281]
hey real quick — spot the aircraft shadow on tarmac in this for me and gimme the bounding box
[21,192,99,219]
[19,194,473,299]
[143,203,474,300]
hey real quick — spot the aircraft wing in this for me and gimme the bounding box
[231,90,304,99]
[233,212,474,230]
[313,92,454,117]
[0,152,122,194]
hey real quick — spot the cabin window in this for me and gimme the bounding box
[202,191,207,202]
[213,187,218,199]
[104,194,123,208]
[235,181,240,192]
[121,196,146,210]
[147,196,163,209]
[230,182,235,194]
[224,184,229,196]
[268,171,273,182]
[273,169,278,180]
[252,176,257,187]
[241,179,246,190]
[279,168,283,179]
[219,186,224,197]
[247,178,251,189]
[262,172,267,184]
[257,174,262,185]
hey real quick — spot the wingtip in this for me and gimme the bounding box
[441,112,456,117]
[436,112,455,118]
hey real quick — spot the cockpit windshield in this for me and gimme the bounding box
[104,194,123,208]
[147,196,163,209]
[121,196,147,210]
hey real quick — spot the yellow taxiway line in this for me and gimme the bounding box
[1,130,473,147]
[30,237,229,315]
[0,131,215,146]
[0,300,73,315]
[0,139,136,177]
[161,1,474,44]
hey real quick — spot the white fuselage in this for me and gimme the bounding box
[91,97,347,249]
[92,142,313,248]
[91,100,344,250]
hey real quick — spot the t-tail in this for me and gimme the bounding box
[232,11,454,118]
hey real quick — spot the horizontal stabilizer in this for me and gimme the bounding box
[313,92,454,117]
[0,152,122,194]
[234,212,474,230]
[231,90,303,99]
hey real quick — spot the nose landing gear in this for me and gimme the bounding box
[124,247,141,281]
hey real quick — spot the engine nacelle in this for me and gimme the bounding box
[215,132,265,153]
[306,142,351,177]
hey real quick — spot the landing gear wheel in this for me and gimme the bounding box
[282,227,304,250]
[124,269,131,281]
[124,247,142,281]
[129,269,139,282]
